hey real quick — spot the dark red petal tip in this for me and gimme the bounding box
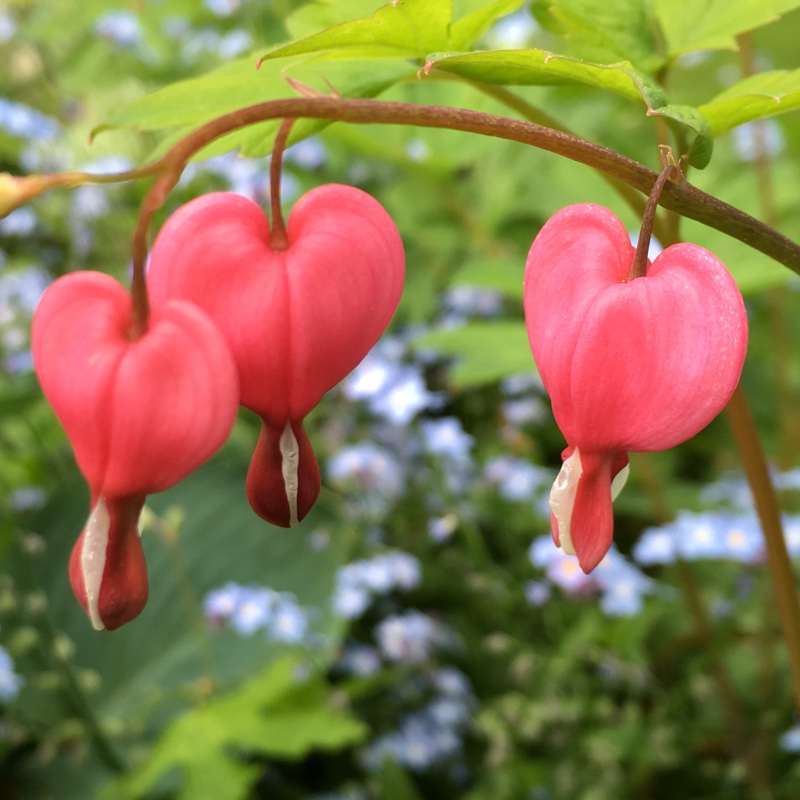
[246,419,321,528]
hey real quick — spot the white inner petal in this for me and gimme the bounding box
[549,448,583,556]
[280,421,300,527]
[81,497,110,632]
[611,463,630,501]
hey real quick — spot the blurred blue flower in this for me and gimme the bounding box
[406,138,430,162]
[375,611,446,664]
[332,551,421,619]
[204,0,242,16]
[0,98,60,141]
[328,442,405,503]
[440,285,503,322]
[524,580,551,606]
[484,455,548,501]
[629,230,663,259]
[338,643,382,677]
[285,137,328,170]
[700,471,753,511]
[218,30,252,59]
[95,10,142,48]
[203,583,309,642]
[332,584,372,619]
[783,516,800,557]
[0,646,23,701]
[633,525,678,566]
[486,9,538,48]
[269,599,309,644]
[731,120,785,162]
[420,417,474,463]
[546,551,598,594]
[0,207,37,236]
[502,396,546,426]
[501,371,543,396]
[428,513,458,543]
[0,11,16,43]
[342,340,441,425]
[779,724,800,752]
[431,666,472,697]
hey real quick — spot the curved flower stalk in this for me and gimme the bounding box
[32,272,239,630]
[147,184,405,527]
[524,203,748,572]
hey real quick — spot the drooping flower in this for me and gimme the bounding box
[32,271,238,629]
[524,203,748,572]
[147,184,405,527]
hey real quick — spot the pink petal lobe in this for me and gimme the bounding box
[68,495,148,631]
[147,185,405,425]
[524,203,747,453]
[565,450,629,573]
[245,418,321,528]
[32,272,129,496]
[32,272,239,498]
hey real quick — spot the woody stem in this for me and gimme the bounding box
[628,165,678,280]
[269,118,296,251]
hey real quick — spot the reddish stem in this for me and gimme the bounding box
[269,118,296,252]
[628,165,678,281]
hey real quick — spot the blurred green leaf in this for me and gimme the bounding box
[530,0,664,73]
[415,321,534,386]
[377,758,426,800]
[655,0,800,57]
[6,456,351,760]
[110,656,367,800]
[450,258,524,300]
[700,69,800,134]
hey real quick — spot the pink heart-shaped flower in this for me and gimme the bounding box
[147,184,405,526]
[33,270,239,629]
[524,203,748,571]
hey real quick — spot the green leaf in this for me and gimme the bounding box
[94,55,414,159]
[449,0,528,49]
[7,456,351,745]
[378,758,426,800]
[415,321,534,387]
[645,103,715,168]
[258,0,454,61]
[111,656,367,800]
[450,258,524,300]
[699,69,800,134]
[530,0,665,73]
[424,49,651,103]
[656,0,800,57]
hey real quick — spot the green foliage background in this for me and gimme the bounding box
[3,0,800,798]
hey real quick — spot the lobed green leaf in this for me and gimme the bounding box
[655,0,800,58]
[699,69,800,134]
[415,320,534,387]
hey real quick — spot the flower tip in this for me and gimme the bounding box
[69,496,149,631]
[246,419,321,527]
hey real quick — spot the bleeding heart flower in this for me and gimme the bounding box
[524,203,748,572]
[147,183,405,527]
[33,271,239,630]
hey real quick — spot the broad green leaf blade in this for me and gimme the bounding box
[699,69,800,134]
[285,0,389,39]
[258,0,453,62]
[449,0,527,49]
[94,55,414,159]
[530,0,665,73]
[424,49,653,103]
[656,0,800,57]
[113,656,367,800]
[415,321,534,387]
[7,455,351,742]
[450,259,524,300]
